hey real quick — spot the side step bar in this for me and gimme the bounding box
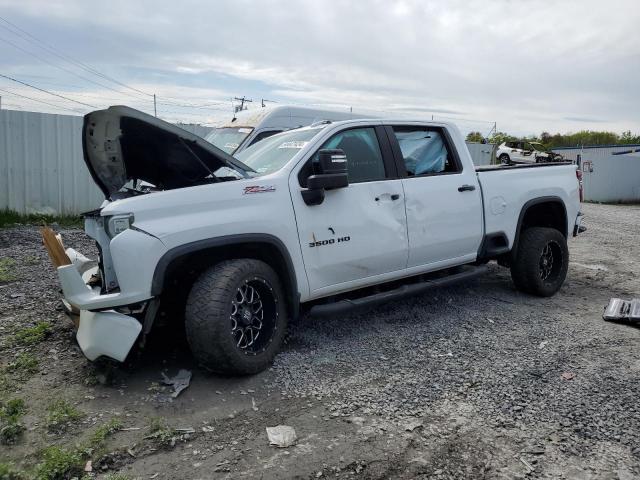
[309,265,488,317]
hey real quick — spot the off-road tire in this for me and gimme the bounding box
[185,259,287,375]
[510,227,569,297]
[499,153,510,164]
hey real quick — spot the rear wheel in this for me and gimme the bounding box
[499,153,510,164]
[185,259,287,375]
[510,227,569,297]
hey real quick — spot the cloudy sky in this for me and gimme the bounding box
[0,0,638,136]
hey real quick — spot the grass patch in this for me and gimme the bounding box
[23,255,40,266]
[0,209,82,229]
[84,417,123,453]
[146,417,178,448]
[0,398,27,445]
[0,462,26,480]
[0,258,17,283]
[33,418,123,480]
[6,352,39,375]
[45,400,84,434]
[33,445,83,480]
[11,322,52,347]
[0,374,15,396]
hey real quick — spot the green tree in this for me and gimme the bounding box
[465,131,484,142]
[488,131,516,145]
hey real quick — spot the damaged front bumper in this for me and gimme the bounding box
[55,227,167,363]
[57,260,146,362]
[77,310,142,362]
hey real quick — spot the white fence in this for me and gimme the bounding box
[0,109,212,215]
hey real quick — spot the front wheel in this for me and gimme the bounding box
[510,227,569,297]
[185,259,287,375]
[499,153,510,164]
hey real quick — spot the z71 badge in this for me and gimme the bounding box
[243,185,276,194]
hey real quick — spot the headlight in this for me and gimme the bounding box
[106,214,134,238]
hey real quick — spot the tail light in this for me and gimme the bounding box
[576,168,583,202]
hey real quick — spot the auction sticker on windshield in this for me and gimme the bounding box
[278,141,309,149]
[225,143,240,150]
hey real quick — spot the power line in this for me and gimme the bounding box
[0,86,84,113]
[0,33,154,103]
[0,22,227,111]
[0,73,97,109]
[0,15,153,99]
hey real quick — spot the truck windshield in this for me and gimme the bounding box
[233,127,323,176]
[205,127,254,154]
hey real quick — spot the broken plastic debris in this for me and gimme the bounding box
[603,298,640,323]
[175,427,195,434]
[65,247,98,275]
[161,369,192,398]
[266,425,297,448]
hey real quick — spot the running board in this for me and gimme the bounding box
[309,265,488,317]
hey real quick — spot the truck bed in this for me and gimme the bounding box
[475,161,580,251]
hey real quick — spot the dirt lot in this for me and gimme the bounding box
[1,202,639,479]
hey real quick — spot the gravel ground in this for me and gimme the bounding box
[0,202,639,479]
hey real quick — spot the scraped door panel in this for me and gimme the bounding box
[291,180,408,294]
[403,173,483,267]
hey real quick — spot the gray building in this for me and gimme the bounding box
[552,144,640,203]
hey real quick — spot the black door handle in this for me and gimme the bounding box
[375,194,401,201]
[458,185,476,192]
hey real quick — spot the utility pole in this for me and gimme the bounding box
[234,96,252,113]
[261,98,276,107]
[153,94,157,117]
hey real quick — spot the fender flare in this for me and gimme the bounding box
[151,234,300,318]
[511,196,567,258]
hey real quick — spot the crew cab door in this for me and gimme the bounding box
[290,126,409,295]
[386,125,483,268]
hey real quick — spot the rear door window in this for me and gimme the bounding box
[390,127,460,176]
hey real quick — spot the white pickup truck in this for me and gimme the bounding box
[57,106,584,374]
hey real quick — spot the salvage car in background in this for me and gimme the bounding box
[51,107,583,375]
[497,140,564,164]
[205,105,364,155]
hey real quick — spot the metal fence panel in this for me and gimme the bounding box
[0,110,213,215]
[552,144,640,162]
[465,142,495,166]
[579,153,640,203]
[0,109,103,215]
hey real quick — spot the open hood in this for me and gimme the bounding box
[82,106,254,199]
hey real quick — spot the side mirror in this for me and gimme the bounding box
[302,149,349,205]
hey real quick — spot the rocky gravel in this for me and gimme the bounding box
[1,202,639,479]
